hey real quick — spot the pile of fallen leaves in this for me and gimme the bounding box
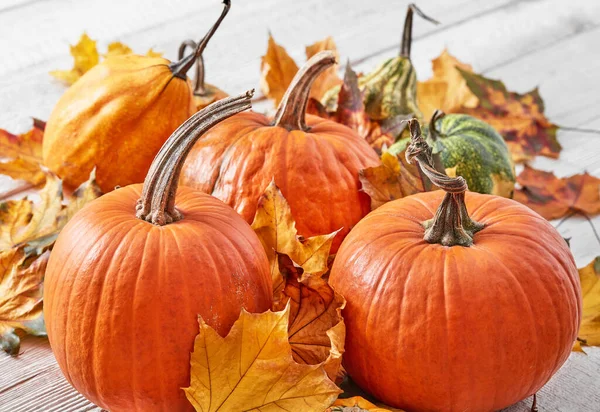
[1,28,599,412]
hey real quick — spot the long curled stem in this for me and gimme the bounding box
[400,4,439,58]
[169,0,231,80]
[405,119,484,246]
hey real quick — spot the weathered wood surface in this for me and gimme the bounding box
[1,0,599,410]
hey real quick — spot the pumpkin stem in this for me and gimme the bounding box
[272,51,337,131]
[428,109,446,141]
[169,0,231,80]
[405,118,484,246]
[400,4,440,58]
[178,40,207,95]
[531,394,538,412]
[136,90,253,226]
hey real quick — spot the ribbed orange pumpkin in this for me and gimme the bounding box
[329,121,581,411]
[43,2,229,193]
[44,92,272,412]
[180,51,381,251]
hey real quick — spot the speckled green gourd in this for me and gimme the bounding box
[387,113,516,198]
[320,4,437,122]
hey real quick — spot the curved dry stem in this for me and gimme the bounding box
[272,51,336,131]
[136,90,254,225]
[405,118,484,246]
[428,109,446,141]
[400,3,440,58]
[170,0,230,79]
[178,39,206,95]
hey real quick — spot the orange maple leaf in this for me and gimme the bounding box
[514,165,600,220]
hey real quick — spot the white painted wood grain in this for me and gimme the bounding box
[1,0,600,411]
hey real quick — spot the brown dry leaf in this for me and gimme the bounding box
[251,180,339,299]
[183,304,341,411]
[578,256,600,348]
[275,254,345,382]
[0,119,45,164]
[458,68,559,162]
[0,247,49,355]
[417,49,478,120]
[359,151,434,210]
[327,396,405,412]
[0,158,46,186]
[57,168,103,225]
[513,165,600,220]
[260,33,299,106]
[305,37,342,101]
[50,33,100,85]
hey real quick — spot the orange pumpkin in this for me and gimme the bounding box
[43,1,230,193]
[329,120,581,411]
[180,51,381,252]
[44,92,272,412]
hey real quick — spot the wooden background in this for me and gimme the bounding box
[1,0,599,410]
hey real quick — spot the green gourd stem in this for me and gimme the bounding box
[272,51,337,131]
[178,40,207,95]
[136,90,254,226]
[405,118,484,246]
[428,109,446,142]
[169,0,230,80]
[400,4,440,58]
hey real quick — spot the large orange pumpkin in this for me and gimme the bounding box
[44,92,272,412]
[329,120,581,411]
[180,51,381,251]
[43,1,229,193]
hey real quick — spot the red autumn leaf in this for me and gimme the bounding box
[458,68,559,163]
[514,165,600,220]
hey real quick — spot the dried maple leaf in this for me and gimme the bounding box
[305,37,342,101]
[275,254,345,382]
[359,151,434,210]
[578,256,600,348]
[260,33,299,106]
[0,158,46,187]
[0,173,63,249]
[0,247,49,355]
[417,49,478,120]
[251,180,338,299]
[0,119,45,164]
[327,396,404,412]
[50,33,100,85]
[51,34,163,85]
[458,68,559,162]
[183,304,341,411]
[513,165,600,220]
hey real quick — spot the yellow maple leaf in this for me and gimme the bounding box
[0,119,45,164]
[0,158,45,187]
[183,304,341,411]
[260,33,300,106]
[145,48,163,58]
[0,170,102,249]
[251,180,339,299]
[305,37,342,101]
[0,247,49,355]
[359,151,435,210]
[50,33,99,85]
[275,254,346,382]
[417,49,478,120]
[578,256,600,347]
[105,41,133,57]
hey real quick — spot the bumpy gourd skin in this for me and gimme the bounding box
[43,55,195,192]
[321,56,421,121]
[389,114,516,197]
[330,190,581,412]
